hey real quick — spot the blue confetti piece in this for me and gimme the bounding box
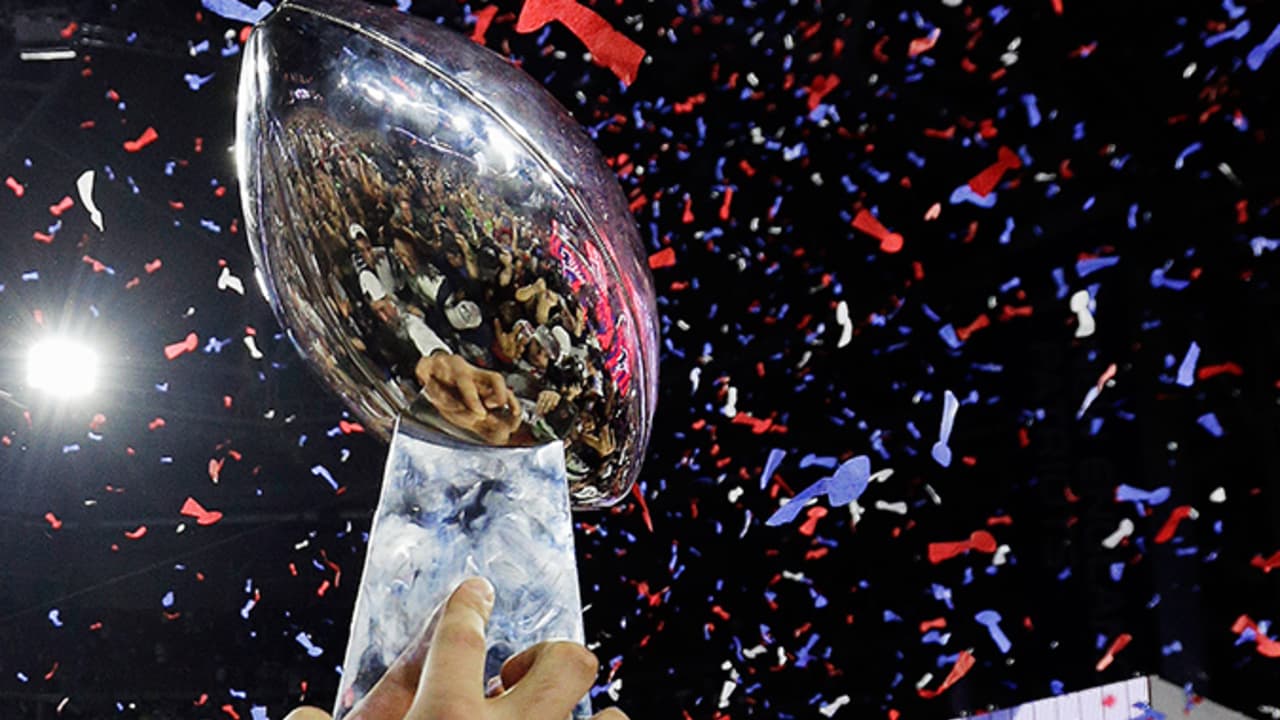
[1223,0,1245,19]
[1076,255,1120,277]
[939,324,962,349]
[1250,236,1280,256]
[183,73,215,91]
[162,591,174,608]
[1020,94,1041,127]
[826,456,871,505]
[48,609,62,628]
[1133,702,1167,720]
[295,631,324,657]
[310,465,338,490]
[930,583,954,610]
[1197,413,1224,437]
[752,448,783,486]
[1051,267,1069,299]
[931,390,959,467]
[201,0,274,23]
[975,610,1011,653]
[1176,341,1201,386]
[949,184,998,207]
[1109,562,1124,582]
[999,217,1015,245]
[1247,22,1280,69]
[1174,141,1203,170]
[1150,267,1190,290]
[1116,484,1171,507]
[766,455,873,525]
[1204,19,1250,48]
[1162,640,1184,656]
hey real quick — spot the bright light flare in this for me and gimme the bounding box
[27,337,100,398]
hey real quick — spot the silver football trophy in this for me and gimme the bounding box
[234,1,658,716]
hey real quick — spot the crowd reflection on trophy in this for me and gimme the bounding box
[264,110,634,502]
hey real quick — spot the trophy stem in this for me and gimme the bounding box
[334,419,590,719]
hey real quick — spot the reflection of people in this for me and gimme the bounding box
[283,578,629,720]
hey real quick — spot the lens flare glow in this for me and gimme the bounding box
[27,338,99,398]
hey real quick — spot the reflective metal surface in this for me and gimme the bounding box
[236,0,657,506]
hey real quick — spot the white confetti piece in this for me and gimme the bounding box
[875,500,908,515]
[1070,289,1095,338]
[1209,487,1226,503]
[76,170,103,231]
[244,335,264,359]
[836,300,852,348]
[218,266,246,294]
[1102,518,1135,549]
[819,695,851,717]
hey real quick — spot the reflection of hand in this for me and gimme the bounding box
[535,390,561,416]
[283,578,628,720]
[415,353,522,444]
[581,425,616,457]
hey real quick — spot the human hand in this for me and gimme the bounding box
[415,354,522,444]
[282,578,628,720]
[535,389,562,416]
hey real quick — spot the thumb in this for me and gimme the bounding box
[283,708,332,720]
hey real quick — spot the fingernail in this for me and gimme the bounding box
[464,576,495,609]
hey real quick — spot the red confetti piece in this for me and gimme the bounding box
[806,73,841,111]
[1095,632,1132,671]
[515,0,646,85]
[82,255,107,272]
[648,247,677,269]
[338,420,365,434]
[968,146,1022,197]
[123,126,159,152]
[1153,504,1196,544]
[852,208,904,253]
[919,617,947,633]
[954,314,991,342]
[33,232,53,244]
[631,481,653,532]
[180,496,223,526]
[470,4,499,44]
[918,649,974,698]
[164,332,199,360]
[798,506,828,536]
[927,530,998,564]
[718,187,734,221]
[1051,0,1064,15]
[148,417,166,431]
[5,176,25,197]
[49,196,74,216]
[908,28,941,58]
[145,258,163,273]
[59,21,78,39]
[1197,361,1243,380]
[1250,551,1280,573]
[44,512,63,530]
[44,661,59,681]
[209,457,225,483]
[124,525,148,540]
[221,704,241,720]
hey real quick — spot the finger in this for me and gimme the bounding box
[283,708,332,720]
[344,602,444,720]
[497,644,540,689]
[411,577,494,716]
[591,708,631,720]
[494,641,597,719]
[453,373,487,418]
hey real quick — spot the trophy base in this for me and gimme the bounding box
[334,419,591,719]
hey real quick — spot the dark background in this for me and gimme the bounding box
[0,0,1278,717]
